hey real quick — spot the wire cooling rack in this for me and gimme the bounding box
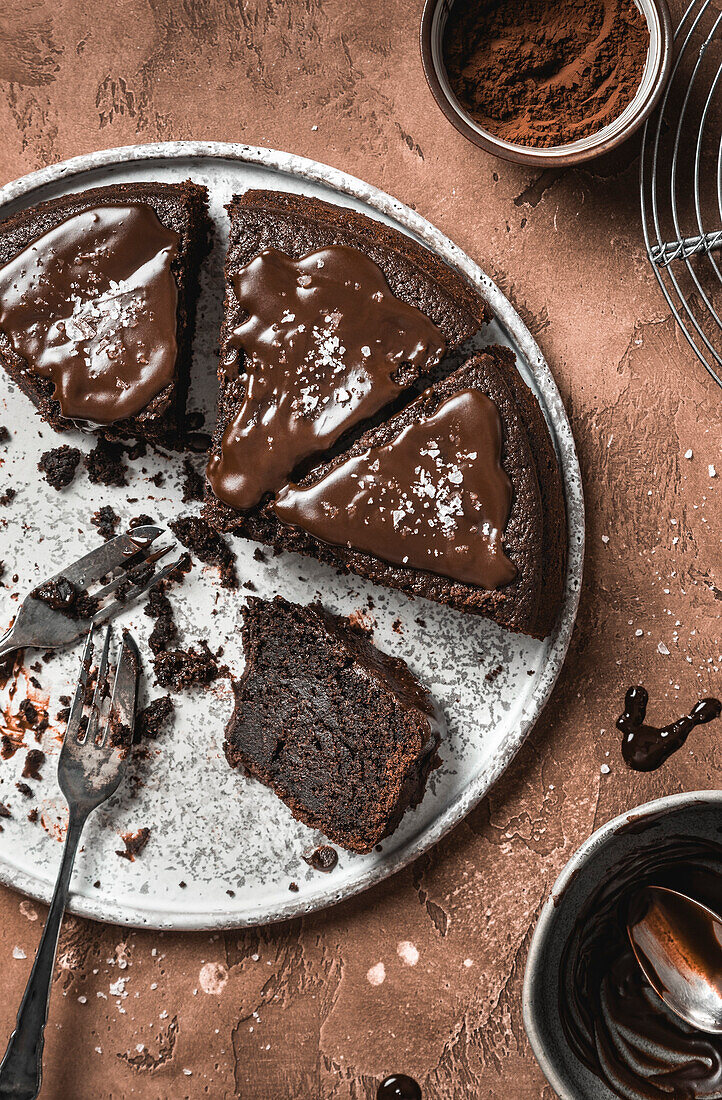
[640,0,722,388]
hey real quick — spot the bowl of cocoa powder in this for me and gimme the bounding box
[420,0,672,166]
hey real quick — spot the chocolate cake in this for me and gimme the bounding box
[0,181,211,441]
[204,189,488,525]
[38,444,82,490]
[220,347,566,639]
[224,596,443,853]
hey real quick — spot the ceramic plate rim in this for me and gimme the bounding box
[0,142,584,929]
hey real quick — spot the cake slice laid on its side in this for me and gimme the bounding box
[0,181,211,441]
[226,347,567,640]
[204,189,489,528]
[224,595,444,853]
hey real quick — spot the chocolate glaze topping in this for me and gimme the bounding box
[274,389,517,590]
[618,686,721,772]
[0,205,179,425]
[560,836,722,1099]
[206,245,446,510]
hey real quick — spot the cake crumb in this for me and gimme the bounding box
[154,644,225,691]
[22,749,45,781]
[136,695,174,739]
[91,505,119,541]
[85,440,127,487]
[181,458,206,502]
[169,516,238,589]
[38,445,82,491]
[116,828,151,862]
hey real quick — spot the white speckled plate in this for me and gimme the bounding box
[0,143,583,929]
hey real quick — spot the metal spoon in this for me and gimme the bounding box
[627,884,722,1034]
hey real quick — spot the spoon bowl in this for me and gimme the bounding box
[627,884,722,1034]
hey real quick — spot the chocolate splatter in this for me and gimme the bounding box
[618,686,721,771]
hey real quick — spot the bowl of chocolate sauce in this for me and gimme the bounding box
[523,791,722,1098]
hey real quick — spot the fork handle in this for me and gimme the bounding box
[0,812,86,1100]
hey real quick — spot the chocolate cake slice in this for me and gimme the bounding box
[230,347,566,639]
[0,181,211,441]
[204,189,488,526]
[224,596,443,853]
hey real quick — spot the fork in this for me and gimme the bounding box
[0,524,183,659]
[0,624,140,1100]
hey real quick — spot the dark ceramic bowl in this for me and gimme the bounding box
[420,0,673,167]
[522,791,722,1098]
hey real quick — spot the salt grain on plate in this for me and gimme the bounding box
[396,941,419,967]
[366,961,386,986]
[199,961,228,995]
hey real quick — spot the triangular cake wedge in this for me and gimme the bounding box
[224,595,444,853]
[0,181,211,441]
[229,347,566,640]
[204,189,489,528]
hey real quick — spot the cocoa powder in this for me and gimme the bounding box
[443,0,650,149]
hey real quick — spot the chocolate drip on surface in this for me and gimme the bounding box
[559,836,722,1099]
[0,205,179,425]
[618,686,721,772]
[376,1075,422,1100]
[206,245,446,511]
[274,389,516,590]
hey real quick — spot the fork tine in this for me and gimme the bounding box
[64,625,96,742]
[83,625,112,745]
[91,544,173,604]
[98,630,140,749]
[45,525,165,591]
[92,554,187,626]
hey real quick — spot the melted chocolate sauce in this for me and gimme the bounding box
[559,836,722,1099]
[302,845,338,872]
[0,205,179,425]
[376,1075,422,1100]
[618,687,721,771]
[274,389,516,590]
[206,245,445,511]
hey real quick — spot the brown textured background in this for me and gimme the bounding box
[0,1,720,1097]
